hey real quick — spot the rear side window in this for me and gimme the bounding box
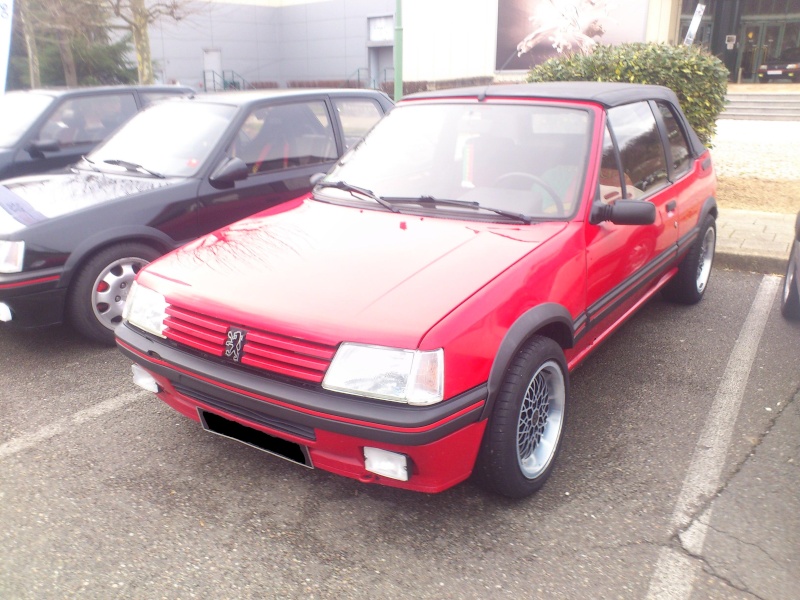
[656,101,692,179]
[333,98,384,150]
[607,102,668,198]
[36,94,138,147]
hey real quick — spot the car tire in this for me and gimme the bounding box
[662,214,716,305]
[68,242,161,345]
[781,245,800,320]
[473,335,568,499]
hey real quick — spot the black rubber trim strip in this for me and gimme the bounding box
[176,382,317,441]
[586,244,677,324]
[117,324,487,446]
[676,225,699,256]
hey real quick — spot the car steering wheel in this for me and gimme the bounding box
[492,172,565,216]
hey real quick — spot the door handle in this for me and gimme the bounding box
[666,200,676,212]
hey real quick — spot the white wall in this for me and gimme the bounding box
[149,0,393,89]
[146,0,681,89]
[402,0,499,81]
[149,1,282,88]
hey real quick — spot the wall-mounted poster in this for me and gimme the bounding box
[496,0,649,71]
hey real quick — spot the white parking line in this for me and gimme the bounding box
[646,274,781,599]
[0,390,147,461]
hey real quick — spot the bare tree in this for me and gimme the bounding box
[17,0,41,87]
[20,0,107,86]
[105,0,197,84]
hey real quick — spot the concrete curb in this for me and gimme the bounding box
[715,208,795,276]
[714,249,787,276]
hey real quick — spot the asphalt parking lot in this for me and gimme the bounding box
[1,266,798,599]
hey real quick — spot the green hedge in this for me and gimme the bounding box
[527,43,729,145]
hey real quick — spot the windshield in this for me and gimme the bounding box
[86,101,238,177]
[0,92,54,148]
[319,101,592,221]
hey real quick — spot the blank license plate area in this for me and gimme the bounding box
[199,409,312,468]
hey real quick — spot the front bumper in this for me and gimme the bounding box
[0,269,65,328]
[116,323,488,493]
[757,69,799,82]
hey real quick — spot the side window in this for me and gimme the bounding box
[233,101,337,175]
[333,98,384,150]
[607,102,668,198]
[37,94,137,147]
[655,101,692,179]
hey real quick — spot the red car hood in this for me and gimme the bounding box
[139,199,567,348]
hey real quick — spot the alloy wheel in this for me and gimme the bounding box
[516,359,566,479]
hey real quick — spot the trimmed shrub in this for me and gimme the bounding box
[527,43,729,145]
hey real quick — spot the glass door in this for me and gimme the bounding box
[737,23,788,82]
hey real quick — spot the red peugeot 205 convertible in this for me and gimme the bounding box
[116,83,717,498]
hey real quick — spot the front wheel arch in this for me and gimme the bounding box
[484,303,573,418]
[57,227,175,291]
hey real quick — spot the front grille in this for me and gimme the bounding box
[174,382,316,441]
[163,304,336,383]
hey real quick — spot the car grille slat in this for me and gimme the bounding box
[163,303,336,383]
[166,305,228,333]
[241,353,326,382]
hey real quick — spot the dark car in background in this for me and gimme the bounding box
[0,88,393,343]
[758,47,800,83]
[0,85,194,180]
[781,211,800,319]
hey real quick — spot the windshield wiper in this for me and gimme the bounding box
[77,156,101,172]
[315,180,399,213]
[103,159,165,179]
[385,195,532,224]
[385,195,480,209]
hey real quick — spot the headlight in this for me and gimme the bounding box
[0,240,24,273]
[322,343,444,405]
[123,281,167,338]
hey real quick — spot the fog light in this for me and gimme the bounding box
[364,447,409,481]
[0,303,11,322]
[131,364,160,393]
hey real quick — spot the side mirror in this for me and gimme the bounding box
[209,157,249,187]
[27,139,60,157]
[591,200,656,226]
[309,172,326,186]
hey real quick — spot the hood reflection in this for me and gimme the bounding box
[4,170,175,220]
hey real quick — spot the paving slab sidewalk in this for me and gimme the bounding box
[712,117,798,275]
[716,209,795,275]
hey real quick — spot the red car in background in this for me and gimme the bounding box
[116,83,717,498]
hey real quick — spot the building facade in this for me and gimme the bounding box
[680,0,800,82]
[149,0,800,92]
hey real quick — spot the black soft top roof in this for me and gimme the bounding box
[189,88,392,108]
[404,82,707,154]
[406,81,677,107]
